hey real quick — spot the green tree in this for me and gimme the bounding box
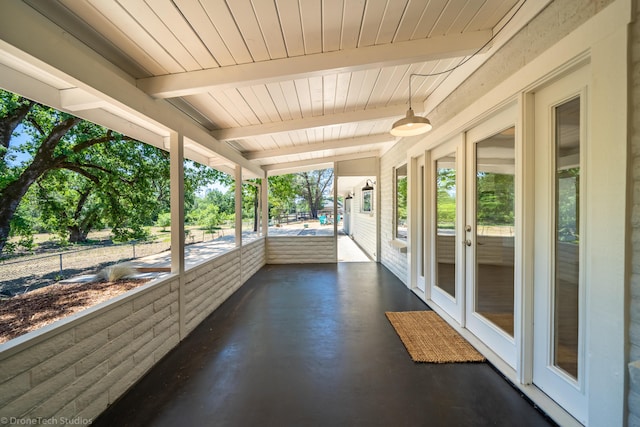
[0,90,125,252]
[187,186,235,231]
[436,168,456,227]
[557,168,579,242]
[397,174,407,226]
[241,180,261,232]
[0,89,227,253]
[296,169,333,219]
[188,203,222,233]
[156,212,171,231]
[476,172,514,226]
[268,174,297,223]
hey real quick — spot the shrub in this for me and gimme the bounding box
[97,263,138,282]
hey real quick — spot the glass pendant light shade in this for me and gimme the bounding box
[390,108,432,136]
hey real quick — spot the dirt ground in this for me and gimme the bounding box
[0,278,149,344]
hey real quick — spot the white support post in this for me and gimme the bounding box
[169,132,186,340]
[333,165,338,246]
[170,132,185,273]
[235,166,242,247]
[375,158,381,262]
[262,177,269,236]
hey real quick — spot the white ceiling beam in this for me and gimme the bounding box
[137,31,492,99]
[245,134,394,160]
[263,150,381,174]
[213,104,418,141]
[59,88,106,111]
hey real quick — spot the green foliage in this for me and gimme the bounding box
[476,172,514,226]
[111,225,151,243]
[156,212,171,231]
[268,174,297,222]
[187,186,235,231]
[436,168,456,228]
[295,169,333,218]
[396,174,407,226]
[0,89,237,253]
[557,168,579,243]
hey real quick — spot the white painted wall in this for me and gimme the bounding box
[346,178,377,260]
[0,238,266,423]
[380,138,416,285]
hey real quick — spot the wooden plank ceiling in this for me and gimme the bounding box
[23,0,520,175]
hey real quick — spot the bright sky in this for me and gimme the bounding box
[6,124,32,166]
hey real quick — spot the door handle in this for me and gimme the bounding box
[464,239,472,247]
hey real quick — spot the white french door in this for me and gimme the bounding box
[429,136,465,324]
[427,105,518,369]
[464,106,518,369]
[532,66,589,423]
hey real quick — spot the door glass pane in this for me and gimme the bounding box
[395,164,408,240]
[554,97,580,379]
[420,165,425,277]
[435,154,456,298]
[475,127,515,336]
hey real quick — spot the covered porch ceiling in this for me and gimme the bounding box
[0,0,545,179]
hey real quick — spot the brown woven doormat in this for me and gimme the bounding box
[385,311,485,363]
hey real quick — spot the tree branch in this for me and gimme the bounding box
[0,100,34,151]
[54,163,101,184]
[26,116,45,136]
[70,130,120,153]
[56,161,135,185]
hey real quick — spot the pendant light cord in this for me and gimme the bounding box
[408,0,528,107]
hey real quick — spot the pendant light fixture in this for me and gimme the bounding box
[391,74,432,137]
[388,1,529,137]
[361,179,374,192]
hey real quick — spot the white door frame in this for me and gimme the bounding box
[532,65,589,423]
[464,102,519,369]
[428,135,465,325]
[409,153,428,295]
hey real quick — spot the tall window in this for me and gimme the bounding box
[395,164,408,240]
[554,97,581,379]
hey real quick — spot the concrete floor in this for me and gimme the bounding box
[337,233,373,262]
[93,263,555,427]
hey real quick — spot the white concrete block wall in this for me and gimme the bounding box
[0,238,267,424]
[379,139,415,285]
[266,236,336,263]
[629,1,640,425]
[241,238,266,283]
[185,250,242,334]
[0,277,180,423]
[348,180,377,259]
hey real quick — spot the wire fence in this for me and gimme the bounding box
[0,222,319,298]
[0,240,171,297]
